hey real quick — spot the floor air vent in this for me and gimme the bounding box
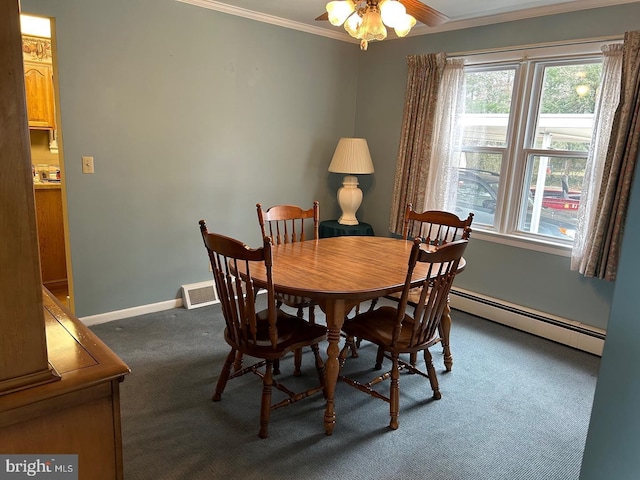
[182,281,217,309]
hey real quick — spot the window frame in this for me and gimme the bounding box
[454,38,621,256]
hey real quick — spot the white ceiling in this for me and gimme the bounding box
[178,0,639,41]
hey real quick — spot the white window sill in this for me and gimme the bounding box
[471,228,572,257]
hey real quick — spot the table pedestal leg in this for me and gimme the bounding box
[441,300,453,371]
[322,299,345,435]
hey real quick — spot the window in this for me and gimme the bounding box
[453,47,605,248]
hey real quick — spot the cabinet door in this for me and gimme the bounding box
[34,188,67,285]
[24,62,55,129]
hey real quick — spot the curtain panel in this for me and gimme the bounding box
[571,44,623,273]
[388,53,447,235]
[424,58,466,212]
[582,30,640,280]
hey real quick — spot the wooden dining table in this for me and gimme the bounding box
[245,235,465,435]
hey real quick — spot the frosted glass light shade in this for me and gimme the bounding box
[380,0,406,28]
[328,138,375,175]
[358,8,387,41]
[394,13,416,37]
[344,12,361,38]
[326,0,355,26]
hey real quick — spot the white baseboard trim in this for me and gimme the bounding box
[79,289,606,356]
[80,298,184,326]
[449,287,605,356]
[79,287,266,326]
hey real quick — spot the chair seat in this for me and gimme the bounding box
[225,309,326,359]
[342,306,438,353]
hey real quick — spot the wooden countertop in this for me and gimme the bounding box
[34,182,62,190]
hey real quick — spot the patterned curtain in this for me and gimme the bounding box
[388,53,447,235]
[571,44,623,272]
[581,30,640,280]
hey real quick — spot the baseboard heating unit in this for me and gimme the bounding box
[449,287,605,356]
[181,281,217,310]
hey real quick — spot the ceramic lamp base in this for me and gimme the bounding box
[337,175,362,225]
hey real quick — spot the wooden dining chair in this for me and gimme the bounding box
[256,201,319,376]
[199,220,327,438]
[357,203,473,371]
[402,203,474,247]
[392,204,473,370]
[338,238,468,430]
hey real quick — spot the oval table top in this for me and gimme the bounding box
[248,235,464,302]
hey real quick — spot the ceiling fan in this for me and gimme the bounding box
[316,0,449,49]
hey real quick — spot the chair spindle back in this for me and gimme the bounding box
[402,203,473,246]
[257,201,319,245]
[393,238,468,349]
[199,220,277,350]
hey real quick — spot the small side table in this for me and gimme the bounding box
[319,220,375,238]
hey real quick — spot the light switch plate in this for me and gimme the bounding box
[82,156,94,174]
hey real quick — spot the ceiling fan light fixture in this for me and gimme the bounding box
[320,0,449,50]
[394,13,416,37]
[379,0,406,28]
[358,7,387,42]
[326,0,355,26]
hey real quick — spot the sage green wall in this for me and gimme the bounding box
[21,0,360,316]
[14,2,640,473]
[20,0,639,330]
[579,152,640,479]
[352,3,640,330]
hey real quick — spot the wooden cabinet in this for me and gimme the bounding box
[34,184,67,288]
[0,290,130,480]
[24,61,55,129]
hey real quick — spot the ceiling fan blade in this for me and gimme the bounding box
[399,0,449,27]
[315,12,329,21]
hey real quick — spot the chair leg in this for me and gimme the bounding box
[339,335,355,368]
[293,349,302,377]
[311,343,327,398]
[368,297,378,312]
[441,301,453,371]
[389,354,400,430]
[258,360,274,439]
[424,349,442,400]
[233,350,243,372]
[374,345,385,370]
[291,305,307,376]
[213,348,236,402]
[409,351,417,370]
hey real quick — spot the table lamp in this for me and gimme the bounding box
[328,137,375,225]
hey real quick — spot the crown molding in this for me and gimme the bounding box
[176,0,639,44]
[408,0,640,37]
[176,0,357,43]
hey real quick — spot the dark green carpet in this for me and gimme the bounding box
[90,300,600,480]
